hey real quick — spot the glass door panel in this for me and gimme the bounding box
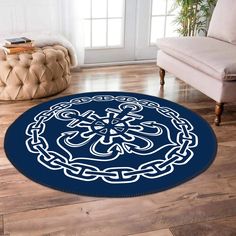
[84,0,178,64]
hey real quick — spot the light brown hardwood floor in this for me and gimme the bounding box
[0,64,236,236]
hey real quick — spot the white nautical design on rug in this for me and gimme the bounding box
[25,95,198,184]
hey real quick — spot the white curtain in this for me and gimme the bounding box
[0,0,86,67]
[60,0,86,67]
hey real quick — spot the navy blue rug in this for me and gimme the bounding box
[4,92,217,197]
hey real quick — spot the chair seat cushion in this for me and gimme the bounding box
[157,37,236,81]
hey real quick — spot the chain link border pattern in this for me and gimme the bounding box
[25,95,198,184]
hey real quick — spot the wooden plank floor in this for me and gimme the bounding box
[0,64,236,236]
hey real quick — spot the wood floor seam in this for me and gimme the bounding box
[0,215,4,235]
[126,228,174,236]
[1,197,103,216]
[169,214,236,230]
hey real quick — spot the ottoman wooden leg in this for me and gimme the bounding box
[159,68,165,86]
[214,102,224,126]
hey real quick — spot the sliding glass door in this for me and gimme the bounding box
[136,0,178,60]
[84,0,178,64]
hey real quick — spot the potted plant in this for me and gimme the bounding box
[172,0,217,36]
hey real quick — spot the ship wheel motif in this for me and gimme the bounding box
[92,116,128,141]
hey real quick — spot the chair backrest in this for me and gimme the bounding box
[208,0,236,44]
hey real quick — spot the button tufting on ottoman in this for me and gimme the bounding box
[0,45,71,100]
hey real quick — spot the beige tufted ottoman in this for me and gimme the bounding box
[0,45,71,100]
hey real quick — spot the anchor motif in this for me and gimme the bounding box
[55,101,174,162]
[25,94,199,185]
[123,121,175,155]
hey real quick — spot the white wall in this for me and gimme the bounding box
[0,0,63,37]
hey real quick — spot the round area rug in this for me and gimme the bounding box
[4,92,217,197]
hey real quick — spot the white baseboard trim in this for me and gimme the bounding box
[72,59,156,71]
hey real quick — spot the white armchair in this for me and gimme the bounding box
[156,0,236,125]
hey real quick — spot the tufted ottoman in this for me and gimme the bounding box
[0,45,71,100]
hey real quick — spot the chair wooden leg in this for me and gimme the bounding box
[214,102,224,126]
[159,68,165,86]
